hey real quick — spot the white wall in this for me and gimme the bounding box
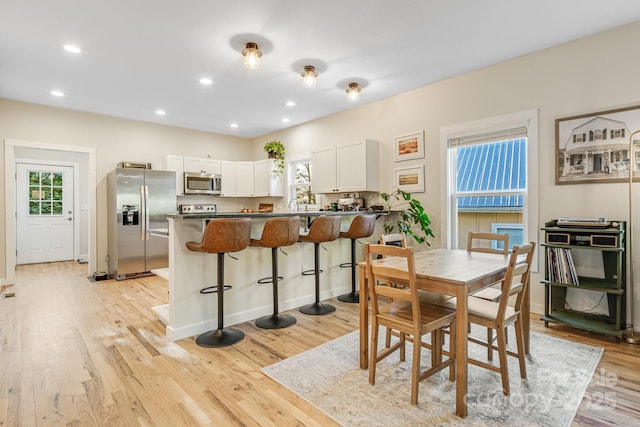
[0,100,253,277]
[253,21,640,323]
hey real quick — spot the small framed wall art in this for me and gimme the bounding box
[394,130,424,162]
[394,165,424,193]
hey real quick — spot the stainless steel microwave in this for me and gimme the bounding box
[183,172,221,195]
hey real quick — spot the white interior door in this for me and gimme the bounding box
[16,163,74,264]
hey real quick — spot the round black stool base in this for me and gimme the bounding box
[196,328,244,348]
[337,291,359,304]
[300,302,336,315]
[255,313,297,329]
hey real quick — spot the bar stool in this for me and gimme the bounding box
[298,215,341,315]
[250,216,301,329]
[186,218,251,348]
[337,214,377,303]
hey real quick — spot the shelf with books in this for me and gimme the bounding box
[540,220,626,340]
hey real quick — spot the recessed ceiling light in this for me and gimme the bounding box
[285,101,296,107]
[63,45,82,54]
[50,90,64,97]
[155,110,166,116]
[230,123,239,128]
[199,77,213,85]
[281,118,290,123]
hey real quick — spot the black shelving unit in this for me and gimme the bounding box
[540,220,626,340]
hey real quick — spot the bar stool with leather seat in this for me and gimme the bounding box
[337,214,377,303]
[298,215,341,315]
[186,218,251,348]
[250,216,301,329]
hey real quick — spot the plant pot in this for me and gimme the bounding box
[267,152,277,159]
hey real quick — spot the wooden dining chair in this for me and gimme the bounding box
[364,243,456,405]
[467,231,509,301]
[466,231,510,359]
[439,242,535,396]
[379,233,406,248]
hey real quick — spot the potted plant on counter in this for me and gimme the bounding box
[379,188,435,246]
[263,140,285,176]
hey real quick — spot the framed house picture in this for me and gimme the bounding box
[555,105,640,184]
[394,165,424,193]
[394,131,424,162]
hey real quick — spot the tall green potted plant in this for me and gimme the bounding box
[263,140,285,176]
[379,188,435,246]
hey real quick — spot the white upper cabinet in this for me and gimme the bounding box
[164,155,284,198]
[311,146,338,193]
[234,162,254,197]
[220,161,236,197]
[163,155,184,194]
[253,159,284,197]
[183,157,221,174]
[311,139,379,193]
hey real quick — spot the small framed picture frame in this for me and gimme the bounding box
[394,165,424,193]
[394,131,424,162]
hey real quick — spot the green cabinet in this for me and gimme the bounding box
[540,220,626,339]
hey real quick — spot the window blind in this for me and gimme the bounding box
[447,126,528,148]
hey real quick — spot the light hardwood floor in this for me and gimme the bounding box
[1,261,639,426]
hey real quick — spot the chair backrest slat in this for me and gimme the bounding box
[467,231,509,255]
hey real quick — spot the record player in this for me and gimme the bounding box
[553,217,610,227]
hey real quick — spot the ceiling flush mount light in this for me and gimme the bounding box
[346,82,361,103]
[285,100,296,107]
[50,90,64,97]
[281,117,290,123]
[63,44,82,54]
[301,65,318,88]
[155,110,166,116]
[242,42,262,70]
[230,123,239,128]
[199,77,212,85]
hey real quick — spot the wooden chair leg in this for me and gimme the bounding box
[369,324,379,385]
[487,327,493,361]
[514,318,527,379]
[496,327,510,396]
[385,327,392,348]
[399,332,406,362]
[411,333,421,405]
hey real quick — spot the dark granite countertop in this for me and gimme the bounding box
[167,210,385,220]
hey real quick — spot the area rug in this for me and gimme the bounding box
[262,326,603,427]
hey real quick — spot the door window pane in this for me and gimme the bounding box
[27,169,64,216]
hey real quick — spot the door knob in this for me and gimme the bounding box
[67,217,73,221]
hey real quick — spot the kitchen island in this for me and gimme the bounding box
[157,211,383,341]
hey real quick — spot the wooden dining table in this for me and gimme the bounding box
[358,248,530,418]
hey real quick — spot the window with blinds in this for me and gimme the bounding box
[445,112,536,252]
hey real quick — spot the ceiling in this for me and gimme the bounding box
[2,1,640,139]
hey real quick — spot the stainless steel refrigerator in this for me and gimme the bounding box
[107,168,176,280]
